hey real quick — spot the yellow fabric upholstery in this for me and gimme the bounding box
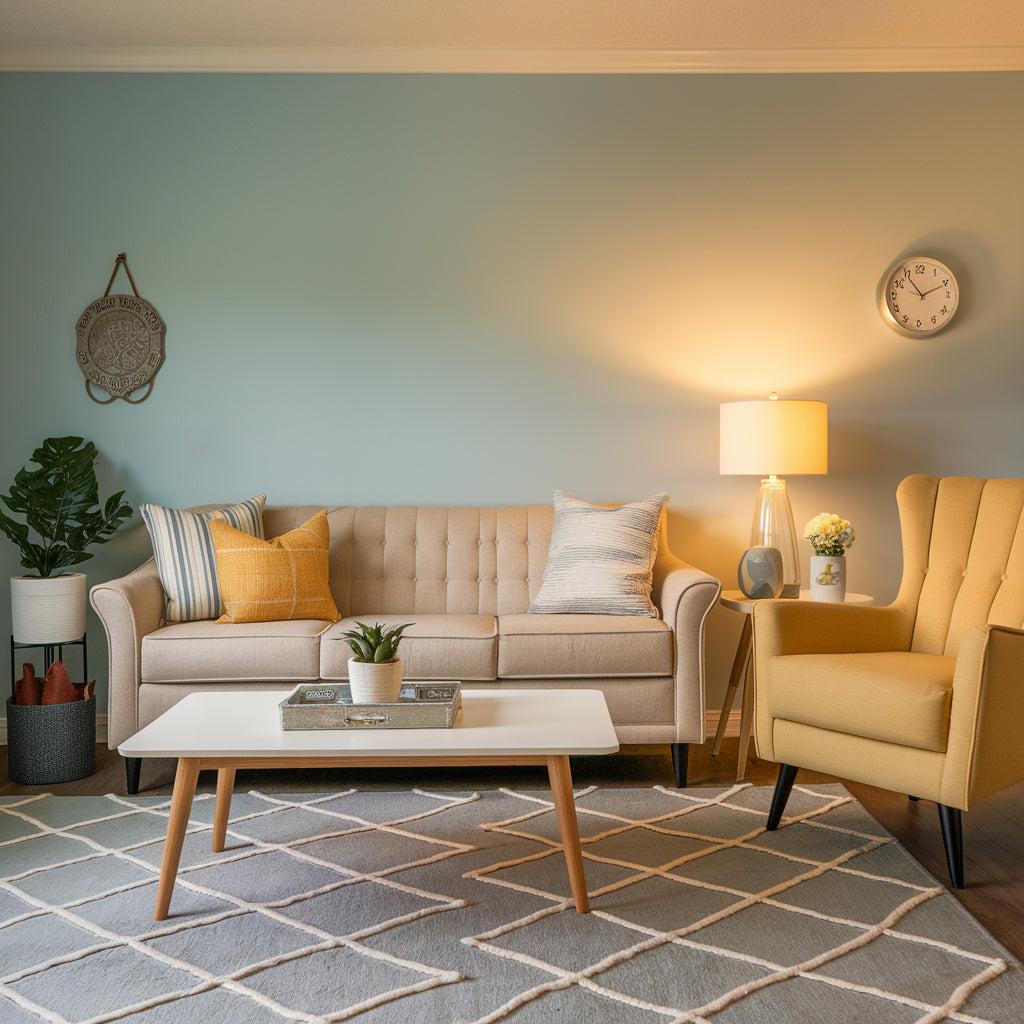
[767,651,954,752]
[211,510,340,624]
[753,475,1024,812]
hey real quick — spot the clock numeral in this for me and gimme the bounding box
[903,314,910,323]
[916,319,923,327]
[945,290,951,298]
[892,302,901,314]
[940,305,949,315]
[915,265,926,275]
[931,316,937,324]
[894,278,905,289]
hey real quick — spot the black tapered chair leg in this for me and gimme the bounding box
[767,764,799,830]
[938,804,964,889]
[671,743,689,788]
[125,756,142,796]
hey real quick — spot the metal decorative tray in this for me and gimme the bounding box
[279,682,461,731]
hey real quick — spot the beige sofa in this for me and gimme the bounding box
[91,503,721,792]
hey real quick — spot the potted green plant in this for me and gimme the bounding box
[0,436,132,643]
[340,620,414,703]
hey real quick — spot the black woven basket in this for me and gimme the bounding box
[5,696,96,785]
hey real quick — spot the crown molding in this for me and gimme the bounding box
[2,45,1024,74]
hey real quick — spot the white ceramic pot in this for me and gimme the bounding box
[348,656,403,704]
[10,573,88,644]
[810,555,846,603]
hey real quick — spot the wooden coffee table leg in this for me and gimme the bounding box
[212,767,236,852]
[546,754,590,914]
[154,757,201,921]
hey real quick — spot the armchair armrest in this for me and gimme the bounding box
[90,559,166,748]
[752,600,908,662]
[653,552,722,743]
[942,623,1024,808]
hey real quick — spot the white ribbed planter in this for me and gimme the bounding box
[348,657,403,704]
[10,573,88,644]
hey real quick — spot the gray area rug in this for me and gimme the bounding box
[2,783,1023,1023]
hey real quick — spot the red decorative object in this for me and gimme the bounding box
[14,661,94,706]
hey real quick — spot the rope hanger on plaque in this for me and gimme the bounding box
[75,253,166,404]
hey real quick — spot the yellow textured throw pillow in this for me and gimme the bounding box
[210,510,340,623]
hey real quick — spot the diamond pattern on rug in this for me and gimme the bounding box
[1,784,1021,1024]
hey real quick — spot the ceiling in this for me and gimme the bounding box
[2,0,1024,73]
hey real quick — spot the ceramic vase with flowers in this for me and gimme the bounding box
[804,512,855,603]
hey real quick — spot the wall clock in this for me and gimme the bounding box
[879,255,959,336]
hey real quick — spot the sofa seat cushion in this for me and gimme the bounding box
[767,651,955,752]
[320,615,498,681]
[498,614,673,679]
[142,619,329,683]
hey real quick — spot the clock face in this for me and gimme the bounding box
[881,256,959,336]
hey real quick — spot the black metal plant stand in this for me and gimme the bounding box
[10,633,88,697]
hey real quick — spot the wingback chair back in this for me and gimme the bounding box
[752,475,1024,888]
[892,475,1024,658]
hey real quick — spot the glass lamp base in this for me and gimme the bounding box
[750,476,800,598]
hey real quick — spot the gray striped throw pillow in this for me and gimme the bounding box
[529,491,668,616]
[141,495,266,622]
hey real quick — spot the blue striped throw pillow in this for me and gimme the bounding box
[140,495,266,622]
[529,491,668,616]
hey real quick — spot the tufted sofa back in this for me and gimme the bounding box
[261,503,676,619]
[895,475,1024,657]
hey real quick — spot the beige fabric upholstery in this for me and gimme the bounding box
[142,619,330,682]
[92,502,721,747]
[320,615,498,681]
[498,614,673,678]
[753,475,1024,811]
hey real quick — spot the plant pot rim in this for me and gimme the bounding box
[348,656,400,665]
[11,571,87,580]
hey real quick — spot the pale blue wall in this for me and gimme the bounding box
[2,72,1024,720]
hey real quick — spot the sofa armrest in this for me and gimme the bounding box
[942,623,1024,808]
[90,559,166,748]
[653,553,722,743]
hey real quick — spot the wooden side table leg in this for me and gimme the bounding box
[736,648,755,783]
[212,767,236,853]
[154,757,201,921]
[546,755,590,914]
[713,615,752,755]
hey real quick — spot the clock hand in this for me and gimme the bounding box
[905,275,926,298]
[919,283,946,297]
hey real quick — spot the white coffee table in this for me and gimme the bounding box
[119,687,619,921]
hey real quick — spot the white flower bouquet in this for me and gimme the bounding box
[804,512,855,557]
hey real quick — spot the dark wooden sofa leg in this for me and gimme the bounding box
[767,763,799,830]
[938,804,965,889]
[671,743,689,788]
[125,756,142,796]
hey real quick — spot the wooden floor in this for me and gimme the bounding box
[4,739,1023,962]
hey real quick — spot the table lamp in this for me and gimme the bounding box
[720,394,828,598]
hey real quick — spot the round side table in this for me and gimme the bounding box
[714,589,873,782]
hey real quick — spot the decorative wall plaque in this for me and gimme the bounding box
[75,253,166,404]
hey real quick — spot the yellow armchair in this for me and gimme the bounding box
[752,475,1024,888]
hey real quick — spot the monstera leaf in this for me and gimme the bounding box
[0,436,132,577]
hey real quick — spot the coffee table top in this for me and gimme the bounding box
[118,688,619,759]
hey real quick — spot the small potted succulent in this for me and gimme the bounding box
[0,436,133,643]
[340,620,414,703]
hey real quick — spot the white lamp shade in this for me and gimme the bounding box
[720,400,828,476]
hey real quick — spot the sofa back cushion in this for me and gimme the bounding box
[262,505,556,617]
